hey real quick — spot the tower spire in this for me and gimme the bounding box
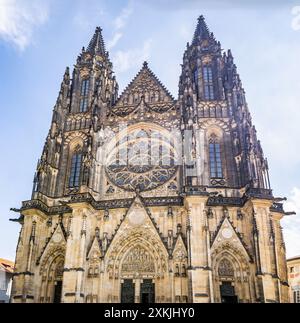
[192,15,212,45]
[87,26,106,56]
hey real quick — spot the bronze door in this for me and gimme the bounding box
[121,280,135,304]
[140,279,155,304]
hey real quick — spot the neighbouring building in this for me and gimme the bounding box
[10,16,290,303]
[0,259,14,303]
[287,256,300,303]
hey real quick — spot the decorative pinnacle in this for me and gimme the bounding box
[143,61,148,68]
[192,14,212,44]
[87,26,106,56]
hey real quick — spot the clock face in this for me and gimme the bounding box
[106,128,178,192]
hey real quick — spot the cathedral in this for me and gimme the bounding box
[10,16,290,303]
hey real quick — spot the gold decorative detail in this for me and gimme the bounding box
[80,67,91,78]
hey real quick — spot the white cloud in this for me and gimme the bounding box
[108,0,133,50]
[114,3,133,30]
[113,39,152,73]
[283,187,300,258]
[0,0,49,51]
[179,24,193,42]
[107,32,123,51]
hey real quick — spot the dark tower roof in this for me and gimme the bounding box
[87,27,106,56]
[192,15,213,45]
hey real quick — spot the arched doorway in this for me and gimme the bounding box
[53,259,64,303]
[120,245,156,304]
[212,249,252,303]
[40,250,65,303]
[105,228,169,304]
[218,259,238,304]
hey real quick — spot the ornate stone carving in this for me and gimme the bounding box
[105,128,178,192]
[121,246,155,274]
[218,259,234,277]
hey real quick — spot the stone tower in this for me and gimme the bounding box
[10,17,290,303]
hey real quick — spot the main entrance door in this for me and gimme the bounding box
[140,279,155,304]
[220,282,238,304]
[121,280,135,304]
[53,281,63,304]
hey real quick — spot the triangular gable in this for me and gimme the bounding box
[36,221,67,265]
[106,195,169,255]
[111,62,175,116]
[87,233,103,260]
[172,234,188,261]
[211,217,252,261]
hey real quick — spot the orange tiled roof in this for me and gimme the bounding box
[0,258,14,274]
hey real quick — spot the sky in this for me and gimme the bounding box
[0,0,300,261]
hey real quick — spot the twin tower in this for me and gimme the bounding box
[11,16,290,303]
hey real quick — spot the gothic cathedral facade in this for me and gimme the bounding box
[11,17,289,303]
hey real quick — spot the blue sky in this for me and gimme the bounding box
[0,0,300,261]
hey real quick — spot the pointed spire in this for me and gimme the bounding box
[87,27,106,56]
[192,15,211,45]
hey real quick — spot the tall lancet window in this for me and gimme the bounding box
[80,78,90,112]
[69,149,83,188]
[193,68,200,99]
[209,136,223,179]
[203,66,215,100]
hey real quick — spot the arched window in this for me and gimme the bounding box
[193,68,199,99]
[69,150,83,188]
[203,66,215,100]
[79,78,90,113]
[218,259,234,277]
[209,136,223,179]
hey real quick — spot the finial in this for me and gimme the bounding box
[87,27,106,56]
[143,61,148,68]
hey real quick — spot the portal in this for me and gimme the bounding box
[220,282,238,304]
[140,279,155,304]
[121,280,135,304]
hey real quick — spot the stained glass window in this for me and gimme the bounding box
[79,79,90,112]
[80,98,89,113]
[209,137,223,179]
[69,153,82,188]
[193,69,199,98]
[81,79,90,96]
[106,129,178,192]
[203,66,215,100]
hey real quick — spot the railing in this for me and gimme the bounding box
[207,195,248,207]
[246,188,273,199]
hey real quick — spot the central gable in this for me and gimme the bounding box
[111,62,176,116]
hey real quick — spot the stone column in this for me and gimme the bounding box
[11,209,47,303]
[62,203,93,303]
[134,278,141,303]
[185,196,211,303]
[252,199,279,303]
